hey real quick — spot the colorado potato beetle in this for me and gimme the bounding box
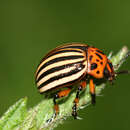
[35,43,129,120]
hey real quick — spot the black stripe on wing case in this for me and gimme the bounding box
[40,73,85,94]
[38,64,85,89]
[36,55,84,77]
[36,60,85,83]
[60,45,88,52]
[46,49,82,59]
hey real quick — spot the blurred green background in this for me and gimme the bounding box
[0,0,130,130]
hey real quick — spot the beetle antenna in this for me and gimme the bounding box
[115,70,130,75]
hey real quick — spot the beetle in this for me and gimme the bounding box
[35,43,129,120]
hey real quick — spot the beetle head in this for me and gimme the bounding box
[103,60,115,82]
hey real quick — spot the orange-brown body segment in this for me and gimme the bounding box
[87,47,107,78]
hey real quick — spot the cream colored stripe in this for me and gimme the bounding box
[39,64,87,93]
[37,66,77,87]
[36,52,83,75]
[36,58,84,80]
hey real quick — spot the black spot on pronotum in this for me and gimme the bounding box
[89,55,93,61]
[91,63,97,70]
[95,53,103,60]
[100,62,103,65]
[96,50,104,55]
[96,70,100,74]
[96,59,99,62]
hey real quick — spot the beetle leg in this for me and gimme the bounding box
[72,81,86,119]
[89,79,96,105]
[54,88,71,117]
[47,88,71,123]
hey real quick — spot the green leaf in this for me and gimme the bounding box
[0,97,27,130]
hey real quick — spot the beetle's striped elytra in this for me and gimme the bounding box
[35,43,89,93]
[35,43,116,120]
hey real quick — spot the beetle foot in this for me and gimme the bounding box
[46,113,56,124]
[72,104,78,119]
